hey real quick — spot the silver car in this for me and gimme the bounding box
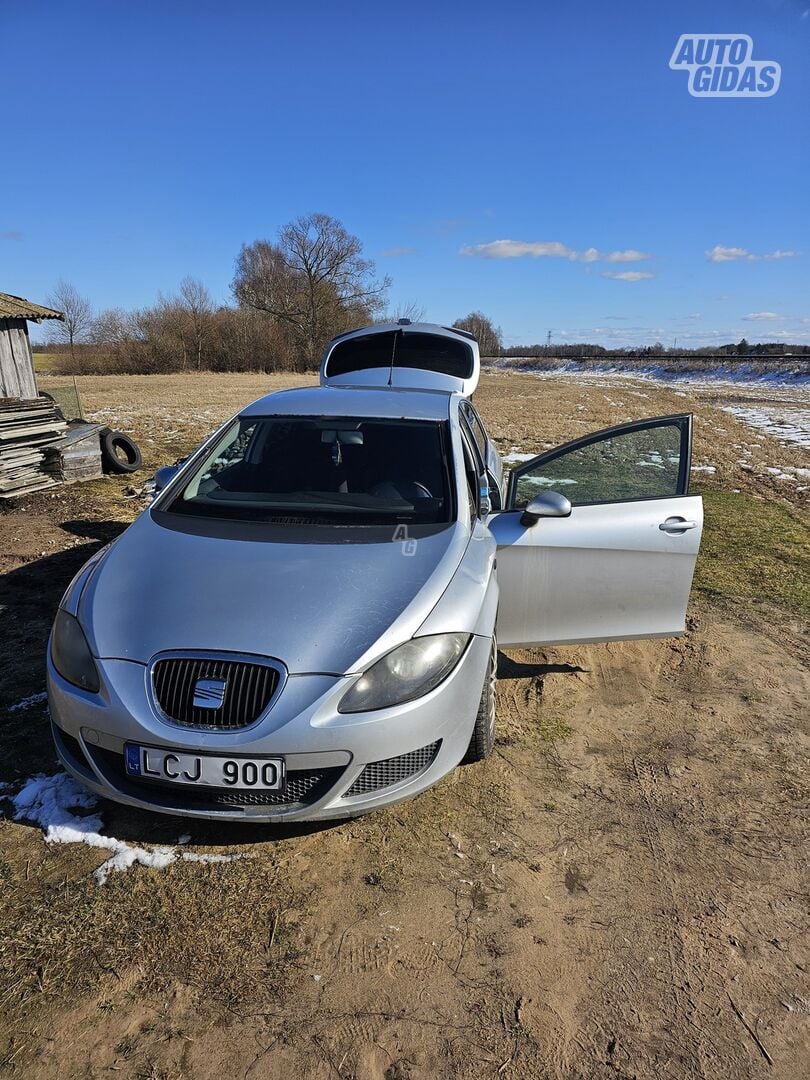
[47,322,704,822]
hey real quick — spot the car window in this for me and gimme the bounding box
[461,402,487,460]
[513,419,687,507]
[204,422,257,477]
[460,429,480,519]
[167,416,453,525]
[326,330,474,379]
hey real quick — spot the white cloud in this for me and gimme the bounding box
[460,240,575,259]
[379,246,416,257]
[706,245,752,262]
[706,245,800,263]
[603,249,651,263]
[602,271,655,282]
[460,240,651,263]
[742,311,783,321]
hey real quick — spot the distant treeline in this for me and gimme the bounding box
[498,341,810,358]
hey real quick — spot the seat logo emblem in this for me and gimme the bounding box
[192,677,228,709]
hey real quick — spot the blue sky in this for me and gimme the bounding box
[2,0,808,347]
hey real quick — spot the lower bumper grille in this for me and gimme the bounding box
[87,745,344,811]
[343,740,441,798]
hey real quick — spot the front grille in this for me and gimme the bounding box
[343,740,441,798]
[88,745,344,810]
[152,656,281,730]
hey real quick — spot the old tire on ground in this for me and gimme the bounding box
[462,635,497,764]
[101,429,142,474]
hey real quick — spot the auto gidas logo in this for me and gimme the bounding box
[669,35,781,97]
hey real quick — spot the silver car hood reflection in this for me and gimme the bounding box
[78,511,469,674]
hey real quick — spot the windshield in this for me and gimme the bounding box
[164,416,453,525]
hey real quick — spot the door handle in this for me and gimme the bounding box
[659,518,697,533]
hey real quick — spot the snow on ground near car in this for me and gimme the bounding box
[488,359,810,387]
[722,404,810,450]
[11,772,247,884]
[8,692,48,711]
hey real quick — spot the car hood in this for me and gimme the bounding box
[78,511,469,674]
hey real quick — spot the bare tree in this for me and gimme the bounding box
[89,307,132,347]
[233,213,390,365]
[382,300,426,324]
[179,277,214,371]
[453,311,503,357]
[46,280,94,360]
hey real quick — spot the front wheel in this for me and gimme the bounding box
[462,636,497,764]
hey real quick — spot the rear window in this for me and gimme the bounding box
[164,416,453,526]
[326,330,474,380]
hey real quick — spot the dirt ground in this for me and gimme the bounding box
[0,371,807,1080]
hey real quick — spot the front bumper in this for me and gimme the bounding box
[47,634,491,822]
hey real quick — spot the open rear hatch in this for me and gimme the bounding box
[320,322,480,397]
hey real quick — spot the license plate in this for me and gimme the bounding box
[124,744,285,790]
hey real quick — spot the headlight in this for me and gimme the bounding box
[51,609,100,693]
[338,633,470,713]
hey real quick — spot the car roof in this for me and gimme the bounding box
[240,384,454,421]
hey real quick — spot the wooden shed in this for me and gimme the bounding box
[0,292,64,399]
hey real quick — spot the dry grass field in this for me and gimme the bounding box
[0,370,807,1080]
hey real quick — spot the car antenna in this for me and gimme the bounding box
[389,325,405,386]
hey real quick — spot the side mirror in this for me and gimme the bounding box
[520,490,572,527]
[154,464,179,492]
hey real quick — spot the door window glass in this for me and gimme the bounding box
[512,419,687,507]
[460,402,487,459]
[460,432,479,518]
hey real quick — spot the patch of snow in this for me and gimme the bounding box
[8,692,47,712]
[522,476,577,486]
[765,467,797,482]
[503,449,536,464]
[489,358,810,388]
[691,465,717,474]
[182,851,246,865]
[11,772,247,885]
[723,405,810,451]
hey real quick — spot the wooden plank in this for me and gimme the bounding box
[8,322,37,398]
[0,325,21,397]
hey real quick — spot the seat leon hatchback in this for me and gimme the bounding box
[48,322,704,821]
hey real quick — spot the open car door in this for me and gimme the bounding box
[489,415,703,647]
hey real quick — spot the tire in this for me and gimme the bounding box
[462,635,497,764]
[101,430,142,474]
